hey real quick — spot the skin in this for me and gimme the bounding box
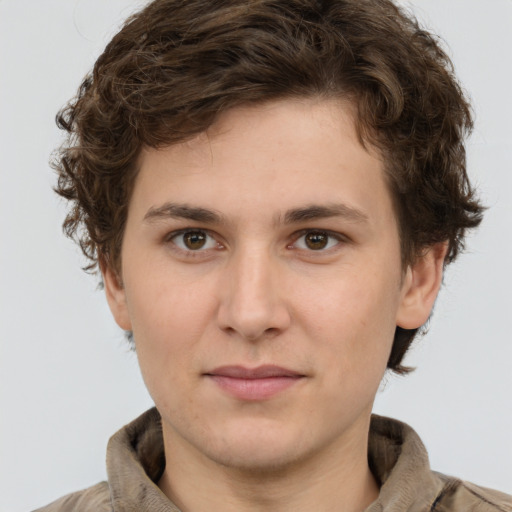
[104,98,446,512]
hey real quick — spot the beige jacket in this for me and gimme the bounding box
[35,408,512,511]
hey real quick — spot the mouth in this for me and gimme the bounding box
[204,365,305,401]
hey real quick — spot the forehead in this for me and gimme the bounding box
[132,98,394,229]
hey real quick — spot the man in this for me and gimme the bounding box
[36,0,511,510]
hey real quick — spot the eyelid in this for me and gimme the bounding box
[289,229,348,251]
[163,227,348,255]
[166,228,224,252]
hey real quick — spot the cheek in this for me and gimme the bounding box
[123,269,217,378]
[297,268,399,372]
[128,285,210,414]
[125,260,212,331]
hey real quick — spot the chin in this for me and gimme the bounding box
[202,423,314,474]
[209,443,305,474]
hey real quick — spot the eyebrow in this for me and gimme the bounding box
[143,202,368,226]
[282,204,369,225]
[144,203,224,224]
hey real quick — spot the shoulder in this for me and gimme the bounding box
[432,472,512,512]
[368,415,511,512]
[32,481,111,512]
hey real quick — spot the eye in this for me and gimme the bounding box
[170,230,219,251]
[293,230,341,251]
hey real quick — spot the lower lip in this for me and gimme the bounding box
[208,375,302,401]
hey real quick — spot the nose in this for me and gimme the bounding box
[216,246,291,341]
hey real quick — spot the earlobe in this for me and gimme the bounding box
[396,242,448,330]
[101,260,133,331]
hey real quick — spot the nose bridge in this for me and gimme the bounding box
[217,241,289,340]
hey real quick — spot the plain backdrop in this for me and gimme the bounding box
[1,1,511,510]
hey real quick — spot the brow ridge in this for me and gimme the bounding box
[143,202,368,226]
[282,203,368,224]
[144,203,223,224]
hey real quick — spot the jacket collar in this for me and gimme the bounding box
[106,408,443,511]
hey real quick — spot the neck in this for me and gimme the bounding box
[158,419,379,512]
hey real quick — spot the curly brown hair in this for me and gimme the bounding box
[54,0,484,373]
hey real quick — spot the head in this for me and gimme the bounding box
[55,0,483,374]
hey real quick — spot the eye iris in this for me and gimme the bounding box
[184,231,207,250]
[305,232,328,250]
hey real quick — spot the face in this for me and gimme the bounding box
[105,98,441,472]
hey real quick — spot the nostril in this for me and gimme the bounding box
[245,326,281,342]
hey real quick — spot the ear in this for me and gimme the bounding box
[396,242,448,329]
[100,260,133,331]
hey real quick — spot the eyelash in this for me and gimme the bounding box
[166,229,223,255]
[289,229,346,252]
[165,228,347,257]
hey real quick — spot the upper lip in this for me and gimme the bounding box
[205,365,304,379]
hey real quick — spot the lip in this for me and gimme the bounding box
[204,365,305,401]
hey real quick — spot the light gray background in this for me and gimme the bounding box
[1,1,511,510]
